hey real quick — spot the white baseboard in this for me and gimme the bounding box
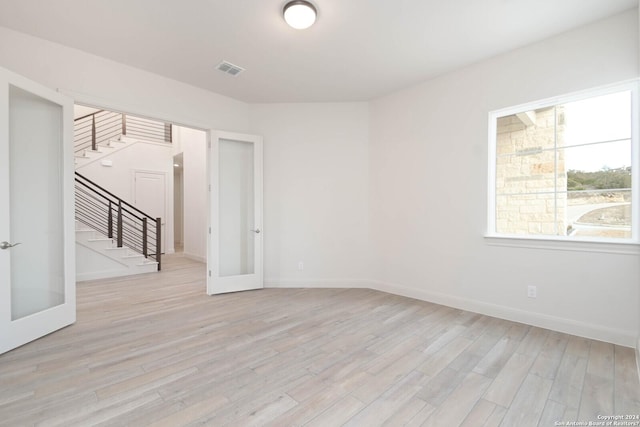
[77,268,154,282]
[183,252,206,263]
[370,281,635,348]
[264,278,372,289]
[264,277,635,347]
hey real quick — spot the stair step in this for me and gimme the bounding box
[137,261,159,267]
[75,214,159,277]
[74,137,131,171]
[121,254,144,260]
[104,247,132,254]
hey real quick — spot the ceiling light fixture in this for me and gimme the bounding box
[283,1,317,30]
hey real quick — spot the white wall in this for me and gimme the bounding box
[0,26,249,133]
[249,103,371,286]
[369,10,639,346]
[78,142,172,202]
[172,126,207,262]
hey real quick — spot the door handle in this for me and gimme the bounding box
[251,228,261,234]
[0,241,21,250]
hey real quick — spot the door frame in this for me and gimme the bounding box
[63,90,264,293]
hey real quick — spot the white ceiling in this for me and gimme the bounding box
[0,0,636,103]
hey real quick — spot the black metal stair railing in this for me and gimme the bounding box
[74,109,172,155]
[74,110,121,155]
[75,172,162,270]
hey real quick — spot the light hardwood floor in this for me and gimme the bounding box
[1,255,639,426]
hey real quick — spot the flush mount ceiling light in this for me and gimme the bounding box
[283,1,317,30]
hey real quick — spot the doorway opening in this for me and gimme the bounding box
[71,100,263,296]
[73,103,208,281]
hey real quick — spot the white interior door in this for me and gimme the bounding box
[0,67,75,355]
[208,131,263,294]
[133,171,166,253]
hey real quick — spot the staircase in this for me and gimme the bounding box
[74,109,169,280]
[74,134,135,169]
[75,221,158,280]
[75,172,162,280]
[74,109,171,169]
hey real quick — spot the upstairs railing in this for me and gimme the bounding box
[74,109,172,155]
[74,110,121,155]
[75,172,162,270]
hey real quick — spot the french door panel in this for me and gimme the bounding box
[0,67,75,355]
[207,131,263,295]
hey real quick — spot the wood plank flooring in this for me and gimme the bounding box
[1,255,639,426]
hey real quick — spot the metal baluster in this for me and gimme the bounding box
[156,217,161,271]
[142,218,148,257]
[165,123,172,143]
[91,114,96,151]
[117,201,123,248]
[108,200,113,239]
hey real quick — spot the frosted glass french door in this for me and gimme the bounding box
[0,67,75,355]
[207,131,263,294]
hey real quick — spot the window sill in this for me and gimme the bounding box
[484,235,640,255]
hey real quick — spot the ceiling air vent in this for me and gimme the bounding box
[216,61,245,77]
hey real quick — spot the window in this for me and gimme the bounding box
[488,83,638,243]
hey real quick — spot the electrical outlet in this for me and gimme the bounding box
[298,261,304,271]
[527,285,537,298]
